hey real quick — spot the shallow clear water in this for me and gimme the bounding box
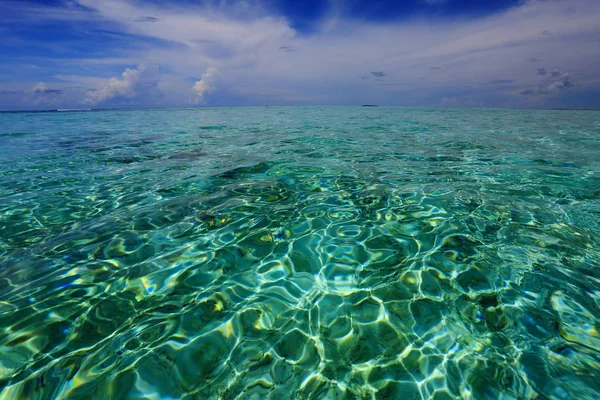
[0,107,599,399]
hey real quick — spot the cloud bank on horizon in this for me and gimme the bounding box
[1,0,599,109]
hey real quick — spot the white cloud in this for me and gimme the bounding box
[27,82,65,106]
[192,67,221,104]
[76,0,599,105]
[520,69,575,96]
[32,82,48,93]
[85,63,160,105]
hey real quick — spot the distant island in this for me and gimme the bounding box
[361,104,379,107]
[550,108,600,111]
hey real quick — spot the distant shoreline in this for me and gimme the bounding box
[1,106,599,113]
[550,108,600,111]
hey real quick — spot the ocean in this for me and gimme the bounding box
[1,107,599,399]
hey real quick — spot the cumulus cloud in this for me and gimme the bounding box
[370,71,386,78]
[85,64,159,105]
[56,0,600,106]
[29,82,64,105]
[31,82,62,94]
[536,67,547,76]
[520,69,575,96]
[32,82,48,93]
[192,67,221,104]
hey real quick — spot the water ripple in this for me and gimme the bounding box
[1,107,600,399]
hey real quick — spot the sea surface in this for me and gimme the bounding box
[1,107,599,399]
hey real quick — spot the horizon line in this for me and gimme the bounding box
[1,105,599,114]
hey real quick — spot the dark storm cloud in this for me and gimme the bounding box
[134,16,158,23]
[32,84,63,94]
[33,88,63,94]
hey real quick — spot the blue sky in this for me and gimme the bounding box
[1,0,599,109]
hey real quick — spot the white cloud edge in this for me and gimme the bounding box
[191,67,221,104]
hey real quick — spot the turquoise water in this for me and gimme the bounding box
[0,107,599,399]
